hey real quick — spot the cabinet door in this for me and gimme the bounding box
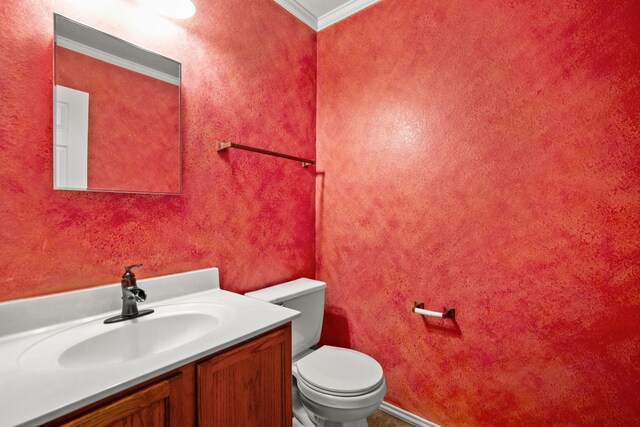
[58,374,184,427]
[197,324,292,427]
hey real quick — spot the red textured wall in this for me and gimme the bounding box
[316,0,640,425]
[0,0,316,300]
[56,47,180,193]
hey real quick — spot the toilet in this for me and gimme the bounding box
[246,278,386,427]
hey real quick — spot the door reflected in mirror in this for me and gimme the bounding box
[54,14,181,194]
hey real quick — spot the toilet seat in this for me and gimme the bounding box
[295,346,384,397]
[297,372,387,411]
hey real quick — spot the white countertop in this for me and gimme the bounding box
[0,268,299,427]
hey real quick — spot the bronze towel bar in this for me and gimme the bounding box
[217,141,315,167]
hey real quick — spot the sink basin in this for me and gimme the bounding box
[20,302,234,370]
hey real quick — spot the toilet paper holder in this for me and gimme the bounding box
[413,301,455,319]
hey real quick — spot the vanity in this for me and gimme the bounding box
[0,268,299,426]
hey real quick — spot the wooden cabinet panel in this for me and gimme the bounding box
[45,368,194,427]
[59,377,174,427]
[197,324,292,427]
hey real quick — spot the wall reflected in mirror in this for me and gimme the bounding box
[54,14,181,194]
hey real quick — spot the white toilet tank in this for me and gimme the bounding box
[245,278,326,358]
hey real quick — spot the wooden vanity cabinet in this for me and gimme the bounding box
[197,322,292,427]
[46,323,291,427]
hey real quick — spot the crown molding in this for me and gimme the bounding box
[55,36,180,86]
[274,0,380,31]
[274,0,318,30]
[317,0,380,31]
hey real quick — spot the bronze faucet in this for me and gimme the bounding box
[104,264,154,324]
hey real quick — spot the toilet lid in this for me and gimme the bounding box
[296,346,384,395]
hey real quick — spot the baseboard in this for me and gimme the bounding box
[379,401,441,427]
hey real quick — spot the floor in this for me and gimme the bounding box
[367,410,414,426]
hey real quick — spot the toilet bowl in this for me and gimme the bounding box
[294,346,387,426]
[246,279,386,427]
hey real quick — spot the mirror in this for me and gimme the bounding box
[53,14,181,194]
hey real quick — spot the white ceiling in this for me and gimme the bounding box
[274,0,380,31]
[294,0,358,17]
